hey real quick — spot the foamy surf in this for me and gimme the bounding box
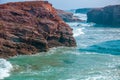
[78,23,95,27]
[67,22,85,37]
[84,76,106,80]
[73,13,87,21]
[73,28,84,37]
[0,59,13,79]
[67,22,80,27]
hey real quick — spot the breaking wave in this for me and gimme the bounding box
[0,59,13,79]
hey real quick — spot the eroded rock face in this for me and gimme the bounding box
[75,8,92,14]
[57,9,82,22]
[87,5,120,26]
[0,1,76,58]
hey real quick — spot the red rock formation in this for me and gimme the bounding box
[0,1,76,58]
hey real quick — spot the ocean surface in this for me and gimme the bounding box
[0,13,120,80]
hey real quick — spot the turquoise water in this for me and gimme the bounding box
[1,13,120,80]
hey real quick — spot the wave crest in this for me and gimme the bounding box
[0,59,13,79]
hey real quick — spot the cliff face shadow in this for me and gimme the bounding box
[79,40,120,55]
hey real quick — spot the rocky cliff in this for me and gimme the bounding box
[57,9,81,22]
[75,8,92,14]
[0,1,76,58]
[87,5,120,26]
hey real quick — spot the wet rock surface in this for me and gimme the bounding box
[0,1,76,58]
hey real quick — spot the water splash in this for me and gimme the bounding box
[73,13,87,21]
[73,28,84,37]
[0,59,13,79]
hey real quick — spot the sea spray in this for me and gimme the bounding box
[66,22,85,37]
[73,13,87,21]
[0,59,13,79]
[73,28,84,37]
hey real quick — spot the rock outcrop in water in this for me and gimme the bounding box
[0,1,76,58]
[87,5,120,26]
[75,8,92,14]
[57,9,82,22]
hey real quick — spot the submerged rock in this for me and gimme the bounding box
[0,1,76,58]
[87,5,120,26]
[57,9,82,22]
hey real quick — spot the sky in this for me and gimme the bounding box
[48,0,120,9]
[0,0,120,10]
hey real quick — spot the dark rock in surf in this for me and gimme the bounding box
[57,9,82,22]
[87,5,120,26]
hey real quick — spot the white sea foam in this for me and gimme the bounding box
[66,78,76,80]
[85,75,106,80]
[0,59,13,79]
[66,22,85,37]
[80,23,95,27]
[73,28,84,37]
[67,22,80,27]
[73,13,87,21]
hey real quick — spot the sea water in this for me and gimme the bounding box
[0,13,120,80]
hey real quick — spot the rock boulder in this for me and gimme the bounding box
[0,1,76,58]
[87,5,120,26]
[57,9,82,22]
